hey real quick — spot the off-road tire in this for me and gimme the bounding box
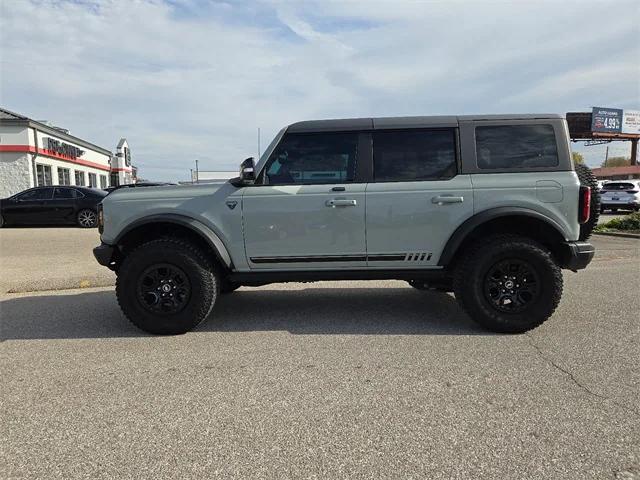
[116,238,218,335]
[220,278,240,294]
[453,235,563,333]
[575,163,600,241]
[0,215,4,228]
[77,208,98,228]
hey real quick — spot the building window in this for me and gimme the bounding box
[110,172,120,187]
[57,167,71,185]
[100,175,108,189]
[75,170,86,186]
[36,164,53,186]
[88,172,97,188]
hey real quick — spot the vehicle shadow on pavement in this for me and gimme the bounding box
[0,287,486,340]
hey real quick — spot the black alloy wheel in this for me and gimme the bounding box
[483,258,540,313]
[115,238,218,335]
[137,263,191,314]
[453,234,563,333]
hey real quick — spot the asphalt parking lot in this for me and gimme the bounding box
[1,230,639,479]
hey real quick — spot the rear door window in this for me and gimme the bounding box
[602,182,635,191]
[54,187,80,199]
[475,125,559,169]
[373,129,457,182]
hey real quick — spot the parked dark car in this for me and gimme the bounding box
[0,186,107,228]
[104,182,176,193]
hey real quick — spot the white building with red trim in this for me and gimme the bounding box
[0,107,136,198]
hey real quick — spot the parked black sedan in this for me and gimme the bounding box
[0,186,107,228]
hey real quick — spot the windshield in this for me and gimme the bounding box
[255,128,286,173]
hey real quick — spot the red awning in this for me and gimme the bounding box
[591,165,640,177]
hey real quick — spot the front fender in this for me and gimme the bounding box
[114,214,233,269]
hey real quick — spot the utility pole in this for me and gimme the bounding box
[195,159,199,184]
[604,146,609,167]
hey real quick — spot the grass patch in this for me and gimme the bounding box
[595,212,640,234]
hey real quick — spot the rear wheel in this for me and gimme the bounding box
[77,209,97,228]
[454,235,563,333]
[116,238,218,334]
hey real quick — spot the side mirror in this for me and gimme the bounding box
[239,157,256,184]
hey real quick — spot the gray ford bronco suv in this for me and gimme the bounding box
[94,115,599,335]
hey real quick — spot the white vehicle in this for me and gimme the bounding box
[600,180,640,212]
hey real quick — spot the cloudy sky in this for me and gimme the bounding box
[1,0,638,180]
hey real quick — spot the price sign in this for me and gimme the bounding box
[591,107,623,133]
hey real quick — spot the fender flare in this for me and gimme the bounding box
[114,214,233,269]
[438,207,569,266]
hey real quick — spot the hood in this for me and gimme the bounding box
[105,182,229,202]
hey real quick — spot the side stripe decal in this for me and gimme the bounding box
[250,253,430,263]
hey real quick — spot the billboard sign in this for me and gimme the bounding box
[621,110,640,135]
[591,107,623,133]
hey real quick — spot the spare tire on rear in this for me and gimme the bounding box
[574,163,600,241]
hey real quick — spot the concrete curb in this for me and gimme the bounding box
[594,231,640,240]
[3,274,115,294]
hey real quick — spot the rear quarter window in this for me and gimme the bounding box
[476,124,559,170]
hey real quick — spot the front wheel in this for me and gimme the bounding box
[116,238,218,334]
[77,209,98,228]
[454,235,563,333]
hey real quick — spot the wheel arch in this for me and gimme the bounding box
[438,207,569,267]
[114,214,233,270]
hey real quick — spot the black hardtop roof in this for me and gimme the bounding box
[287,114,564,133]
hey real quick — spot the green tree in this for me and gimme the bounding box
[602,156,631,168]
[572,152,584,164]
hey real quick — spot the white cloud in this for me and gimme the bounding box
[1,0,638,179]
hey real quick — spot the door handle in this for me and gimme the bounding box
[431,195,464,205]
[326,199,357,207]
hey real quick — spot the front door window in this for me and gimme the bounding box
[264,132,358,185]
